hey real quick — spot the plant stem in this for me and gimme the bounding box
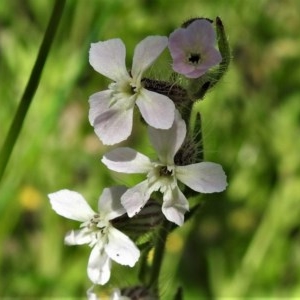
[148,219,172,294]
[0,0,66,183]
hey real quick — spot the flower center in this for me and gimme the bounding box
[87,214,108,231]
[147,164,177,195]
[159,166,173,177]
[108,80,137,109]
[85,214,111,247]
[90,214,101,225]
[188,53,201,65]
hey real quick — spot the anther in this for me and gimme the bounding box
[159,166,173,176]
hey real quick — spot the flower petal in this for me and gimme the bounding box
[64,228,93,245]
[176,162,227,193]
[188,19,217,47]
[202,47,222,67]
[87,245,111,285]
[131,36,168,81]
[105,227,140,267]
[148,110,186,164]
[162,187,189,226]
[98,186,127,220]
[171,59,194,75]
[88,90,112,126]
[136,89,175,130]
[168,28,191,57]
[121,181,151,217]
[102,147,152,174]
[92,106,134,145]
[89,39,129,81]
[48,190,95,222]
[183,69,206,79]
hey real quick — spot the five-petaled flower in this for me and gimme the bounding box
[102,112,227,226]
[89,36,175,145]
[48,187,140,285]
[168,19,222,78]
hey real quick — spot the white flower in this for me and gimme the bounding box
[48,186,140,285]
[89,36,175,145]
[102,112,227,226]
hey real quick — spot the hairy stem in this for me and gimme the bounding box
[148,219,172,295]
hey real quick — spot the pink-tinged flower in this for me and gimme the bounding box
[89,36,175,145]
[48,187,140,285]
[168,19,222,78]
[102,112,227,226]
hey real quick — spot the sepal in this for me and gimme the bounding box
[112,200,164,241]
[174,112,203,166]
[142,78,191,120]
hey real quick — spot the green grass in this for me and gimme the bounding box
[1,0,300,298]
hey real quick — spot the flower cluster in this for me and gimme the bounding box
[48,17,229,298]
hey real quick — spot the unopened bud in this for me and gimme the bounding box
[142,78,192,118]
[112,200,164,238]
[120,285,157,300]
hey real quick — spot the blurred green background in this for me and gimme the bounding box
[1,0,300,299]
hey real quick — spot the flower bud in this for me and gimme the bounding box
[112,200,164,239]
[142,78,190,113]
[174,135,199,166]
[120,285,156,300]
[174,112,204,167]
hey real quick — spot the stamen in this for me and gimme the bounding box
[90,214,101,225]
[159,166,173,176]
